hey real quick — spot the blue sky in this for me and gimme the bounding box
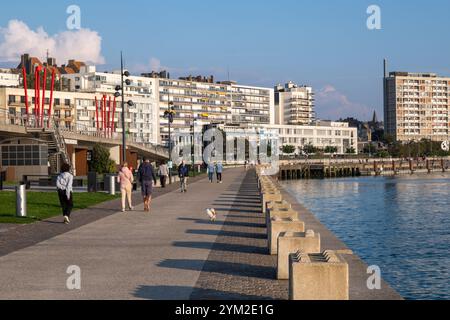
[1,0,449,120]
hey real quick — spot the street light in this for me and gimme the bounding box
[114,52,134,164]
[164,98,176,183]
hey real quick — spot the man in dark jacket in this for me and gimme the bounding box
[178,160,189,193]
[137,158,157,212]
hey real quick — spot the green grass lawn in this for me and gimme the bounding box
[0,191,120,224]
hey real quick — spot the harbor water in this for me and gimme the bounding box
[282,173,450,300]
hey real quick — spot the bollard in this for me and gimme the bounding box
[277,230,321,280]
[289,250,349,300]
[268,217,305,255]
[109,175,116,195]
[266,205,296,227]
[16,184,27,217]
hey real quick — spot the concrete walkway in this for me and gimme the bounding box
[0,169,244,300]
[0,168,402,300]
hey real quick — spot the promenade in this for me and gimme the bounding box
[0,168,402,300]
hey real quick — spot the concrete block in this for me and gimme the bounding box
[268,217,305,255]
[289,250,349,300]
[261,192,282,214]
[266,206,297,228]
[266,200,292,216]
[277,230,321,280]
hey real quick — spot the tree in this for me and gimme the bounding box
[302,143,317,155]
[281,145,296,154]
[90,144,117,174]
[324,146,338,154]
[346,147,356,154]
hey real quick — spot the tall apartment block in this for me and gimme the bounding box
[384,68,450,142]
[275,82,315,126]
[155,77,274,146]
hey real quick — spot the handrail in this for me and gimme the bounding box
[0,109,168,157]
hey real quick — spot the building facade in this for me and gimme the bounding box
[62,66,159,145]
[216,121,357,156]
[384,72,450,142]
[0,69,20,87]
[275,82,315,126]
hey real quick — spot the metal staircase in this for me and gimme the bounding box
[26,116,72,174]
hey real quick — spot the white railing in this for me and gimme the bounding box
[0,109,168,157]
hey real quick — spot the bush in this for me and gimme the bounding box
[90,144,117,174]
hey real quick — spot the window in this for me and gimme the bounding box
[1,144,48,167]
[8,95,16,104]
[64,99,71,106]
[55,98,61,105]
[65,110,71,118]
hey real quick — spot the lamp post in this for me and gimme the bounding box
[114,52,134,164]
[164,96,175,183]
[191,117,196,177]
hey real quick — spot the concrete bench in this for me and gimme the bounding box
[289,250,349,300]
[266,206,298,228]
[277,230,321,280]
[268,217,305,255]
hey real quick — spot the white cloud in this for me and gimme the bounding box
[0,20,105,64]
[315,85,372,120]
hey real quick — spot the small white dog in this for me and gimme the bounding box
[206,208,217,222]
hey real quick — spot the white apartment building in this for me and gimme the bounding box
[157,78,274,146]
[62,66,159,145]
[384,71,450,142]
[157,77,232,145]
[218,121,357,155]
[0,69,20,87]
[275,82,315,125]
[226,82,274,125]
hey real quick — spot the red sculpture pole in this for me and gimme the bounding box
[103,95,107,135]
[34,67,39,122]
[22,67,29,124]
[95,96,99,131]
[41,68,47,127]
[48,69,55,128]
[108,96,112,138]
[37,68,41,127]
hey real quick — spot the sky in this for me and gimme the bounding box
[1,0,449,121]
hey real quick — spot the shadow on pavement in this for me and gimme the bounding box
[177,217,265,229]
[133,285,275,300]
[172,241,268,254]
[157,259,275,280]
[185,229,267,240]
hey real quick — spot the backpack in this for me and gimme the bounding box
[140,164,153,181]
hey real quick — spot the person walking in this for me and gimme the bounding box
[56,163,74,224]
[216,162,223,184]
[158,162,169,188]
[137,158,157,212]
[207,162,215,183]
[178,160,189,193]
[118,162,134,212]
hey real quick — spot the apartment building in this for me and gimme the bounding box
[62,66,159,145]
[0,69,20,87]
[384,71,450,142]
[213,121,357,157]
[157,77,232,146]
[275,82,315,125]
[225,82,274,125]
